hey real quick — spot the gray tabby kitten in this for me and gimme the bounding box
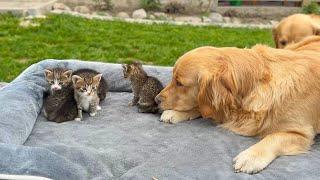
[72,69,108,121]
[43,68,78,123]
[122,61,164,113]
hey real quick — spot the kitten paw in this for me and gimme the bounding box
[128,102,134,106]
[97,106,102,111]
[90,112,96,117]
[74,118,82,121]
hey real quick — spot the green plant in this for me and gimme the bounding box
[302,1,320,14]
[92,0,114,10]
[140,0,161,11]
[164,1,186,14]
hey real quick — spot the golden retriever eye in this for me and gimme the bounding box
[280,40,287,46]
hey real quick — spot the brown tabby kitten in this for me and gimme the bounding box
[122,61,164,113]
[43,68,78,123]
[72,69,108,121]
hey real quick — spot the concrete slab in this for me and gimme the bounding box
[0,0,57,16]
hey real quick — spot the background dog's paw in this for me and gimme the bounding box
[233,147,275,174]
[74,118,81,121]
[160,110,188,124]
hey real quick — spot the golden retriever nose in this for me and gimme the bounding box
[155,94,162,104]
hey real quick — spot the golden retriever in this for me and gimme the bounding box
[273,13,320,48]
[155,36,320,174]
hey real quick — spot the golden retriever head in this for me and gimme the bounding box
[155,47,247,118]
[273,14,320,48]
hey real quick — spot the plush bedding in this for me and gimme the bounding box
[0,60,319,180]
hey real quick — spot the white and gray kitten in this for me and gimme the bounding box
[72,69,107,121]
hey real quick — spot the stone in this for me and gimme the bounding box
[209,12,223,23]
[223,17,231,23]
[116,12,130,18]
[132,9,147,19]
[154,12,168,20]
[154,12,167,18]
[174,16,202,24]
[52,3,71,11]
[149,15,155,20]
[74,6,90,14]
[232,17,241,24]
[270,20,279,26]
[202,16,211,23]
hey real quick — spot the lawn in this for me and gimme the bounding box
[0,13,273,82]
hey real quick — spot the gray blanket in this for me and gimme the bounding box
[0,60,319,180]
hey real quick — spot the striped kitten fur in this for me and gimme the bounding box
[43,68,78,123]
[122,61,163,113]
[72,69,108,121]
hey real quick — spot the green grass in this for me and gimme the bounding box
[0,13,273,82]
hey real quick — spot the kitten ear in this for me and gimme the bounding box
[93,74,102,84]
[63,70,73,79]
[44,69,52,78]
[133,61,142,67]
[72,75,83,84]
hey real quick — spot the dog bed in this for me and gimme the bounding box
[0,60,319,180]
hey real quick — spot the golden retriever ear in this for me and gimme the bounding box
[312,23,320,35]
[272,25,279,48]
[197,73,216,117]
[198,67,237,116]
[220,67,238,96]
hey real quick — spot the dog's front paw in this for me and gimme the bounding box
[233,147,275,174]
[160,110,188,124]
[74,118,82,121]
[90,112,96,117]
[97,106,102,111]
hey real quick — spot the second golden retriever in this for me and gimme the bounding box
[155,36,320,174]
[273,13,320,48]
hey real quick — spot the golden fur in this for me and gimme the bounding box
[155,36,320,174]
[272,13,320,48]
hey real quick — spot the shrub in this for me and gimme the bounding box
[140,0,161,11]
[302,1,320,14]
[92,0,114,10]
[164,1,186,14]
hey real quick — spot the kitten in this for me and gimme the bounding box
[43,68,78,123]
[72,69,108,121]
[122,61,164,113]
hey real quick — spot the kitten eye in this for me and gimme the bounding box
[92,87,96,90]
[50,81,54,84]
[59,82,63,85]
